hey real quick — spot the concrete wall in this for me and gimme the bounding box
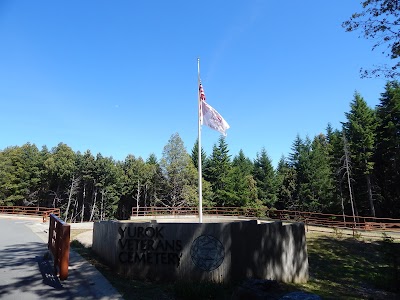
[92,220,308,283]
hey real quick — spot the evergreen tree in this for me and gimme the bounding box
[121,154,149,218]
[0,143,42,206]
[326,125,349,215]
[44,143,77,208]
[232,149,258,207]
[309,134,335,212]
[375,81,400,217]
[341,132,358,222]
[191,138,207,171]
[275,156,297,210]
[204,136,235,206]
[79,150,96,221]
[289,135,314,210]
[93,154,122,220]
[253,148,277,207]
[289,134,303,168]
[37,145,51,206]
[343,92,378,216]
[146,153,165,207]
[232,149,254,175]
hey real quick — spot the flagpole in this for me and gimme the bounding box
[197,58,203,223]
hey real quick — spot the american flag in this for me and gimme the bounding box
[199,82,206,101]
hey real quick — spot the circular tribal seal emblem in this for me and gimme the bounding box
[190,235,225,271]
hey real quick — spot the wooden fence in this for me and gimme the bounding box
[0,206,60,222]
[131,206,400,232]
[48,214,70,280]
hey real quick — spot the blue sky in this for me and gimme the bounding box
[0,1,391,167]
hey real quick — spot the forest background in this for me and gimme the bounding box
[1,80,400,221]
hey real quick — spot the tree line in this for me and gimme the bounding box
[1,81,400,221]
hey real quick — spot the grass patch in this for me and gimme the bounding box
[70,229,92,241]
[298,232,400,299]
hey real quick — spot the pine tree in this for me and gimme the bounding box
[375,81,400,217]
[289,135,314,210]
[44,143,77,208]
[191,138,207,171]
[146,153,165,207]
[253,148,277,207]
[309,134,335,212]
[326,125,353,216]
[275,156,297,210]
[232,149,258,207]
[88,154,119,220]
[0,143,43,206]
[326,124,344,214]
[204,136,235,206]
[343,92,378,216]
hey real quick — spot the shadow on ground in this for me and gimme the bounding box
[0,241,72,299]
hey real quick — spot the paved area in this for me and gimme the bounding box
[0,215,122,300]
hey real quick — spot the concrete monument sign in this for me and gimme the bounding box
[92,220,308,283]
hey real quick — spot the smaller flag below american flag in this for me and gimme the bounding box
[199,82,230,136]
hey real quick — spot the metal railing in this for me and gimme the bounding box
[131,206,400,232]
[48,214,70,280]
[0,205,60,222]
[132,206,264,217]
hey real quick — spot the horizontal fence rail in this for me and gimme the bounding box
[131,206,400,233]
[48,214,70,280]
[0,206,60,222]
